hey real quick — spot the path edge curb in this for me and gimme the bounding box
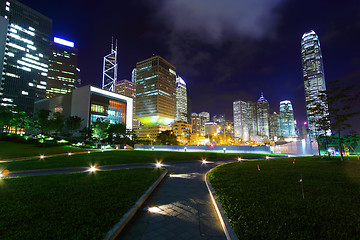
[103,169,168,240]
[205,168,238,240]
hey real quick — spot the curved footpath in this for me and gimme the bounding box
[5,159,239,240]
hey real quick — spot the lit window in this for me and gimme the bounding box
[21,91,28,95]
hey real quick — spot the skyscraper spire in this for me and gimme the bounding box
[102,38,118,92]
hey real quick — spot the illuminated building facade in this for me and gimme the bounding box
[256,93,269,138]
[301,30,328,136]
[171,120,192,145]
[134,56,176,139]
[279,100,296,136]
[233,100,249,141]
[46,37,78,98]
[199,112,210,135]
[176,75,187,122]
[0,0,52,115]
[269,112,280,140]
[115,79,137,127]
[135,56,176,125]
[34,85,133,130]
[191,113,200,133]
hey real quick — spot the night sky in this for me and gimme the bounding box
[20,0,360,132]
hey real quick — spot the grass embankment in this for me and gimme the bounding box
[209,156,360,239]
[0,168,164,240]
[0,141,88,159]
[0,149,271,171]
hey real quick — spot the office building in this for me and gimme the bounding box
[34,85,133,130]
[279,100,296,136]
[233,100,249,141]
[301,30,328,136]
[171,120,192,145]
[187,95,192,124]
[115,79,137,127]
[205,121,218,136]
[191,113,200,133]
[269,112,280,140]
[131,68,136,83]
[256,93,269,138]
[46,37,78,98]
[0,0,52,115]
[199,112,210,134]
[134,56,176,139]
[176,75,187,122]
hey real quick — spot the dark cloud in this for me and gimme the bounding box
[152,0,286,42]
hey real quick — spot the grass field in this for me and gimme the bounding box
[0,168,164,240]
[0,141,89,159]
[209,156,360,239]
[0,149,271,171]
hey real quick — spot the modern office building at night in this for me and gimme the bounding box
[0,0,52,115]
[233,100,249,141]
[134,55,176,139]
[46,37,78,98]
[34,85,133,130]
[279,100,296,136]
[256,93,269,138]
[301,30,328,136]
[269,112,280,140]
[115,79,137,127]
[176,75,187,122]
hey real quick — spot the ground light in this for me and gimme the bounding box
[40,155,45,159]
[238,157,242,161]
[155,162,162,168]
[88,151,90,154]
[148,206,161,213]
[88,165,98,172]
[68,153,72,156]
[202,159,208,164]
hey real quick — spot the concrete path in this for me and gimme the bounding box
[118,160,235,240]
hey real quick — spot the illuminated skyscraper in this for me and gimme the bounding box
[301,30,328,136]
[0,0,52,115]
[279,100,295,136]
[191,113,200,133]
[257,93,269,138]
[233,100,249,141]
[199,111,210,135]
[176,75,187,122]
[269,112,280,140]
[102,38,117,92]
[131,68,136,83]
[134,56,176,139]
[115,79,137,127]
[46,37,78,98]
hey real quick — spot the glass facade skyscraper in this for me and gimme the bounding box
[279,100,296,136]
[233,100,249,141]
[257,93,269,138]
[46,38,78,98]
[301,30,328,136]
[0,0,52,115]
[176,75,187,122]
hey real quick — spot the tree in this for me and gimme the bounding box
[65,116,83,137]
[37,109,52,134]
[10,110,32,134]
[51,112,65,136]
[107,123,134,145]
[91,119,110,147]
[0,106,14,133]
[309,80,360,162]
[156,130,179,145]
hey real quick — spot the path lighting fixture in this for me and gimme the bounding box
[238,157,242,161]
[88,165,97,172]
[266,156,270,159]
[88,151,91,154]
[202,159,207,164]
[148,207,161,213]
[155,162,162,168]
[40,155,44,159]
[68,153,72,156]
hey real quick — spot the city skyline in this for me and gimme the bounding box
[3,0,360,133]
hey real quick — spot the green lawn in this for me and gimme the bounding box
[0,141,89,159]
[209,156,360,239]
[0,150,272,171]
[0,168,164,240]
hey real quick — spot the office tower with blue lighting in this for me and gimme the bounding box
[301,30,328,136]
[279,100,296,136]
[0,0,52,115]
[176,75,187,122]
[46,37,78,98]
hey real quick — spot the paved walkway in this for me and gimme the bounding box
[118,160,235,240]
